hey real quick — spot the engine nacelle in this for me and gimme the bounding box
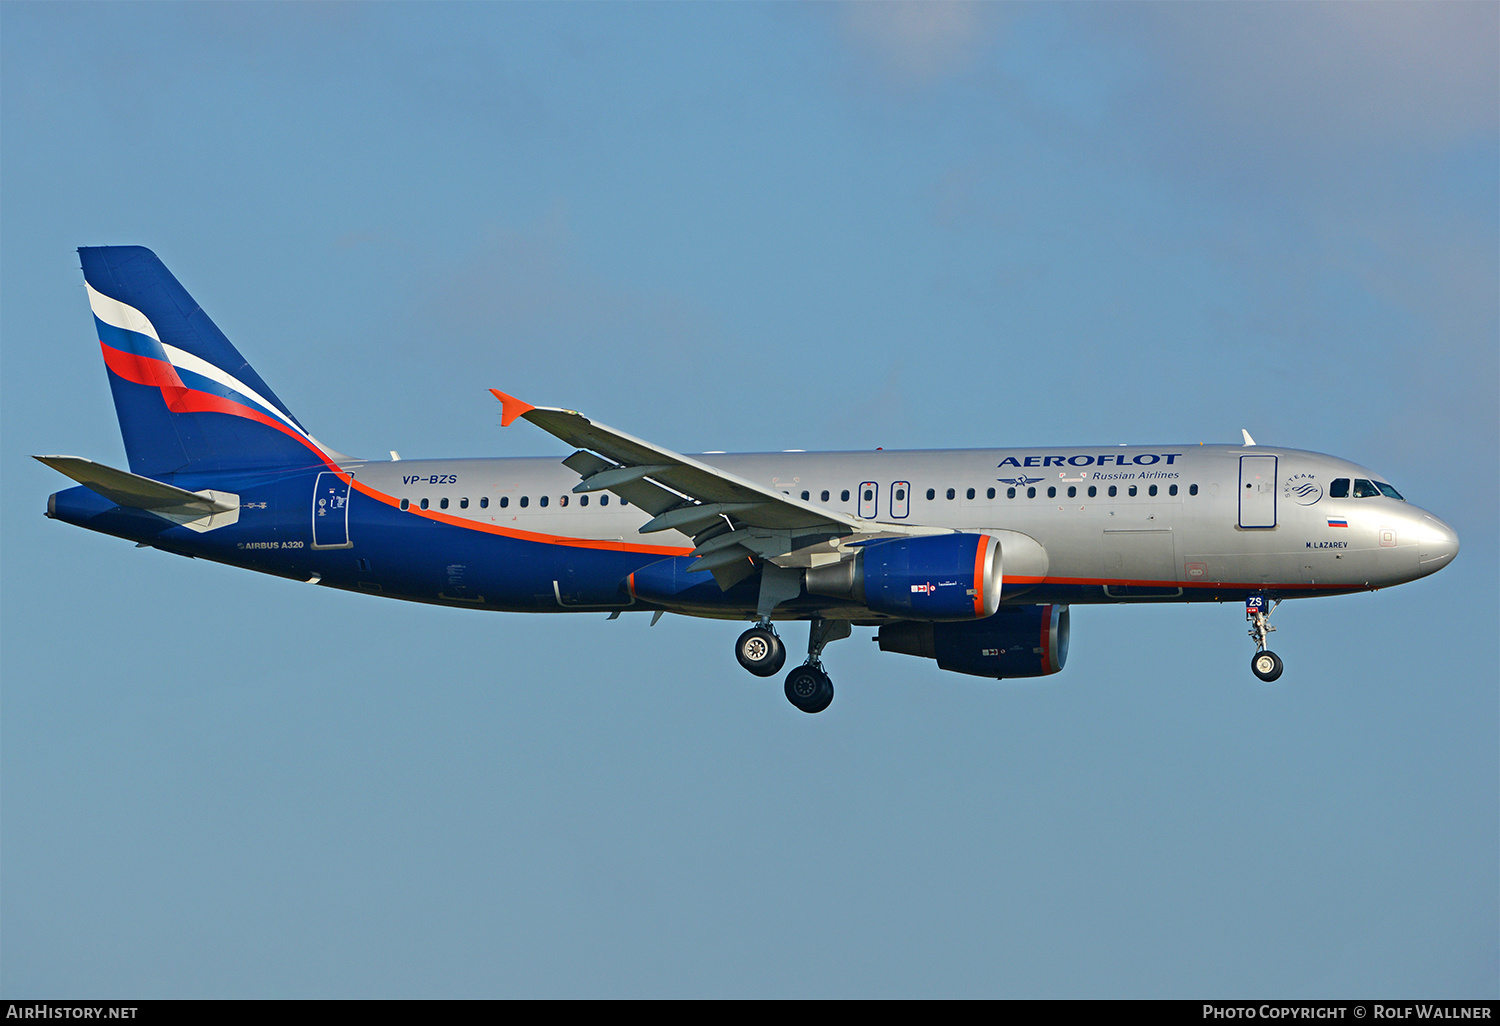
[877,604,1070,678]
[807,533,1002,621]
[627,556,760,616]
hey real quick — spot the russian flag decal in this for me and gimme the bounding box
[1327,518,1349,528]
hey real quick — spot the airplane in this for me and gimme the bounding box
[38,246,1460,713]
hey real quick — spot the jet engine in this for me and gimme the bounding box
[806,533,1002,621]
[877,604,1070,678]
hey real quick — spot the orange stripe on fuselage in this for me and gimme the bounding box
[349,476,691,556]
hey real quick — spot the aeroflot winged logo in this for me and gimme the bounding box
[997,475,1044,487]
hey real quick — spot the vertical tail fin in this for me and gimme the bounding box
[80,246,336,476]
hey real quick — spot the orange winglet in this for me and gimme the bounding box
[489,389,536,427]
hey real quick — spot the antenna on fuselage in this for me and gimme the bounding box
[1241,429,1257,446]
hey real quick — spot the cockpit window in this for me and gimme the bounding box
[1375,481,1404,500]
[1353,478,1380,498]
[1329,478,1349,498]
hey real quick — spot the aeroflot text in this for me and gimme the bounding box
[998,453,1183,468]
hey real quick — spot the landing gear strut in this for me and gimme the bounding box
[1246,595,1284,682]
[783,616,850,714]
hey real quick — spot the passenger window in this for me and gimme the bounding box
[1027,487,1036,498]
[987,487,995,499]
[600,494,609,506]
[400,498,410,511]
[481,497,489,508]
[1375,481,1404,500]
[540,495,549,507]
[1088,486,1097,498]
[841,490,850,502]
[946,488,955,500]
[1067,486,1076,498]
[559,495,568,507]
[1007,487,1016,499]
[821,490,830,502]
[1128,486,1137,497]
[1169,485,1177,496]
[966,487,975,500]
[895,487,906,501]
[498,496,507,508]
[459,497,469,509]
[1108,486,1117,498]
[1189,484,1198,496]
[926,488,935,501]
[440,497,450,510]
[620,497,628,507]
[1329,479,1350,498]
[580,494,588,506]
[420,498,430,510]
[801,490,810,501]
[1047,486,1056,498]
[864,488,874,502]
[1354,479,1379,498]
[1148,485,1157,496]
[520,496,529,508]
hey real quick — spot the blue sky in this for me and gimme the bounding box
[3,2,1495,998]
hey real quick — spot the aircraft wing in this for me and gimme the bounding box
[490,390,941,584]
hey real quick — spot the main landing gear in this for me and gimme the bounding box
[1246,594,1284,682]
[785,664,833,715]
[735,623,786,677]
[735,616,850,713]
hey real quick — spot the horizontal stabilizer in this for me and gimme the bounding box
[36,455,240,532]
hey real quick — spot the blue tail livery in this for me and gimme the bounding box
[41,247,1460,713]
[80,245,335,476]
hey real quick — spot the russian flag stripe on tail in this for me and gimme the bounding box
[79,246,335,477]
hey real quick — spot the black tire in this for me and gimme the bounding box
[785,665,834,714]
[736,627,786,677]
[1251,650,1284,683]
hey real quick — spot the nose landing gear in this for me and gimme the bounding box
[1246,595,1284,682]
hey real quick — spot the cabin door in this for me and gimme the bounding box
[312,471,354,548]
[1238,455,1278,529]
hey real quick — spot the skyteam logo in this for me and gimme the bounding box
[1283,472,1323,505]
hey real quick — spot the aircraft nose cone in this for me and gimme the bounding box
[1416,513,1459,572]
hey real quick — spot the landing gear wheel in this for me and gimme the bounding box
[784,665,834,714]
[736,627,786,677]
[1251,650,1284,682]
